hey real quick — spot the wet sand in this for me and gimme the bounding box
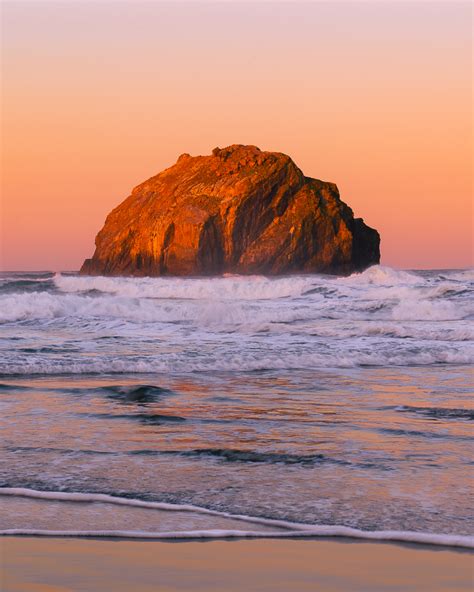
[1,537,472,592]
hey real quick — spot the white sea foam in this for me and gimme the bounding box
[390,299,466,321]
[2,274,471,325]
[1,489,472,548]
[1,346,472,375]
[338,265,422,287]
[1,266,472,374]
[0,291,316,325]
[0,487,302,530]
[2,528,472,548]
[54,273,317,301]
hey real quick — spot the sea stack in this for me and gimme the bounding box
[81,145,380,276]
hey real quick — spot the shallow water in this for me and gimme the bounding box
[0,266,472,544]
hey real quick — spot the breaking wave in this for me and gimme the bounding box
[53,273,315,300]
[0,266,472,374]
[1,347,472,376]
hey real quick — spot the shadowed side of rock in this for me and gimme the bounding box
[81,145,380,276]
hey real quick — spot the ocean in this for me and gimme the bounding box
[0,266,472,547]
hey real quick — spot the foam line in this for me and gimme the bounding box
[1,528,472,549]
[0,488,305,531]
[1,488,472,548]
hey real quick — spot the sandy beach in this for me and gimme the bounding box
[1,537,472,592]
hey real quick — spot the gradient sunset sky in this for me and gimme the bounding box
[2,1,472,271]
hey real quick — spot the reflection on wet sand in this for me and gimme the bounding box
[2,538,473,592]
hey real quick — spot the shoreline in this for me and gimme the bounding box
[2,537,473,592]
[1,529,473,550]
[2,532,474,553]
[1,488,472,550]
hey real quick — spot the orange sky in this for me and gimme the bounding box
[1,1,472,271]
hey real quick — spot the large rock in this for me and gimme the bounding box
[81,145,380,276]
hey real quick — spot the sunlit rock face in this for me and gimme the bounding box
[81,145,380,276]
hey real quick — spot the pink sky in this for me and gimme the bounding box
[1,1,472,271]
